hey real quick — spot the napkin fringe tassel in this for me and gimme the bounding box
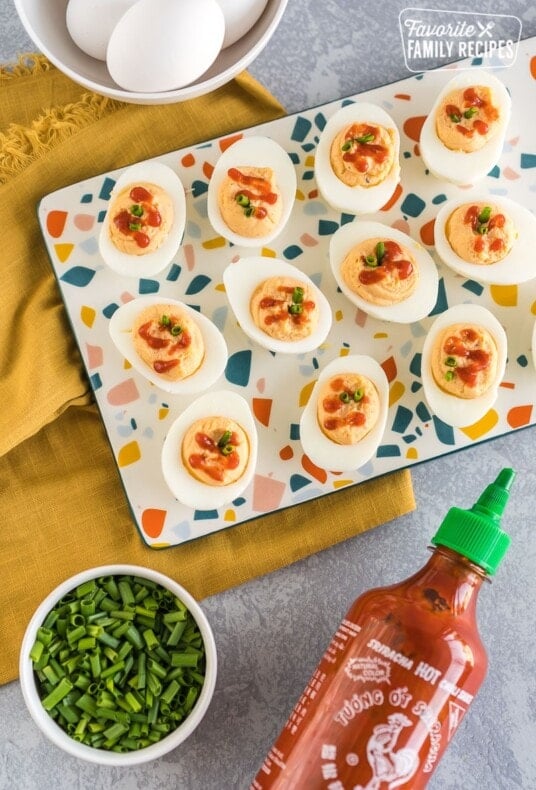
[1,55,122,184]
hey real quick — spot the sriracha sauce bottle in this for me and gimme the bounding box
[251,468,515,789]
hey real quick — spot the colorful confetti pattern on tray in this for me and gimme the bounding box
[38,43,536,547]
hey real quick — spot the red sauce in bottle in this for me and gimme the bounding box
[359,240,414,286]
[250,469,516,790]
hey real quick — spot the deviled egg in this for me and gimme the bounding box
[314,102,401,214]
[329,220,439,323]
[434,194,536,285]
[207,135,296,247]
[99,161,186,277]
[420,70,511,185]
[421,304,507,427]
[161,390,258,510]
[299,354,389,472]
[108,295,227,394]
[223,256,332,354]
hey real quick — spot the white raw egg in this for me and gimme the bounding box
[66,0,138,61]
[106,0,225,92]
[223,256,332,354]
[421,304,507,428]
[207,135,297,247]
[98,160,186,278]
[216,0,268,48]
[299,354,389,472]
[161,390,258,510]
[420,70,511,185]
[108,295,228,395]
[314,102,401,215]
[329,219,439,323]
[434,193,536,285]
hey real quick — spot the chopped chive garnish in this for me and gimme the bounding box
[128,222,142,231]
[220,444,234,456]
[244,206,255,217]
[292,286,304,304]
[478,206,492,224]
[464,107,478,119]
[449,113,461,123]
[445,356,457,367]
[365,254,377,267]
[288,303,303,315]
[339,391,351,403]
[236,193,250,207]
[170,325,182,336]
[375,241,385,263]
[161,315,171,326]
[445,370,455,382]
[29,574,207,753]
[353,388,364,401]
[130,204,144,217]
[355,132,375,144]
[217,430,232,449]
[341,140,352,151]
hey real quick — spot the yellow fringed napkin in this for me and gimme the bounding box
[0,56,415,685]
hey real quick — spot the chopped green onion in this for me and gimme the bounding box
[355,132,375,144]
[353,388,364,401]
[292,286,304,304]
[478,206,492,224]
[29,574,207,753]
[220,444,234,456]
[339,392,351,403]
[235,193,250,207]
[375,241,385,263]
[341,140,352,151]
[476,225,488,235]
[288,303,303,315]
[445,370,455,382]
[160,315,171,327]
[445,356,457,367]
[463,107,478,119]
[170,324,182,336]
[128,222,142,232]
[449,113,461,123]
[217,430,232,448]
[244,206,255,217]
[365,254,377,267]
[130,204,144,217]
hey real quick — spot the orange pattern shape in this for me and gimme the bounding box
[47,210,68,238]
[279,445,294,461]
[530,55,536,80]
[301,454,328,484]
[381,356,397,382]
[420,218,435,246]
[141,508,166,539]
[507,404,532,428]
[403,116,426,143]
[220,133,243,152]
[181,153,195,167]
[252,397,272,427]
[381,182,403,212]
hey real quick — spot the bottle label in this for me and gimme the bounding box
[253,615,479,789]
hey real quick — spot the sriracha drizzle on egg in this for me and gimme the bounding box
[228,167,278,220]
[113,185,162,249]
[359,240,414,285]
[137,314,192,374]
[341,124,390,173]
[188,431,241,482]
[442,328,491,388]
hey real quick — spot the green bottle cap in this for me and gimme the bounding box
[431,467,515,575]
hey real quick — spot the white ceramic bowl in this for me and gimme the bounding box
[13,0,288,105]
[19,564,217,765]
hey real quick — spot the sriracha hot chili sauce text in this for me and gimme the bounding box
[251,469,515,789]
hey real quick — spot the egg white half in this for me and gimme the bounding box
[329,219,439,323]
[421,303,507,428]
[99,161,186,277]
[207,135,297,247]
[108,294,228,394]
[420,69,511,186]
[161,390,258,510]
[314,102,401,215]
[299,354,389,472]
[434,194,536,285]
[223,256,332,354]
[532,319,536,372]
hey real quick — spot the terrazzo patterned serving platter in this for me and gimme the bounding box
[38,40,536,548]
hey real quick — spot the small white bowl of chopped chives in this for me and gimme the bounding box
[19,565,217,765]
